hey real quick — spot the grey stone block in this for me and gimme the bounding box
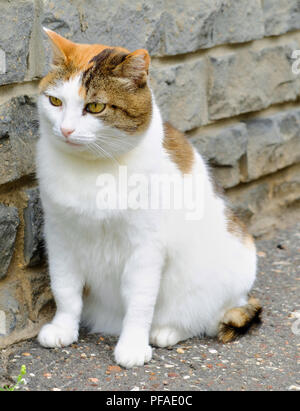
[273,166,300,203]
[0,282,25,337]
[24,188,45,267]
[263,0,300,36]
[0,205,19,280]
[246,109,300,180]
[0,95,39,185]
[227,181,270,220]
[190,123,248,167]
[208,41,300,120]
[28,269,52,318]
[0,0,35,85]
[213,165,241,189]
[42,0,264,62]
[151,58,208,132]
[210,0,264,47]
[190,123,248,188]
[0,102,11,140]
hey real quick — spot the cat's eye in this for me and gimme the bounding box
[85,102,106,114]
[49,96,62,107]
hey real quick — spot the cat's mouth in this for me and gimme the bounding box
[65,140,82,147]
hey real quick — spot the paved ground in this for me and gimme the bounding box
[1,224,299,391]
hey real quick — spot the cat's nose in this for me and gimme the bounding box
[61,127,75,139]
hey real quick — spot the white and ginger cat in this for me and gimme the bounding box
[37,29,262,368]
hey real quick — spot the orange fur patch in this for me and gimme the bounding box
[82,285,91,298]
[40,29,130,92]
[163,123,195,174]
[218,297,262,343]
[225,207,255,250]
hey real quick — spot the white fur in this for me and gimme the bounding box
[37,76,257,368]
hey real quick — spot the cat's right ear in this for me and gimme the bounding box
[43,28,74,66]
[112,49,150,87]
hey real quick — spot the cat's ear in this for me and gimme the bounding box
[113,49,150,87]
[43,28,74,66]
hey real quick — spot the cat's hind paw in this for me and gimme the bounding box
[150,326,187,347]
[38,323,78,348]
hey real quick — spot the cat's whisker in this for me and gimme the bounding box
[86,144,100,157]
[87,143,108,160]
[97,139,135,153]
[88,142,120,165]
[95,135,136,152]
[99,135,134,145]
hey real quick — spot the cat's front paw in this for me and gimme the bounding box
[38,323,78,348]
[114,339,152,368]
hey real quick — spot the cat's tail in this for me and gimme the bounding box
[218,297,262,343]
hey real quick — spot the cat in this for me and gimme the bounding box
[37,28,262,368]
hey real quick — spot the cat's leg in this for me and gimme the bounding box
[38,233,83,348]
[114,245,163,368]
[38,265,83,348]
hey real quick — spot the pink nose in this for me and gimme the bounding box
[61,127,75,138]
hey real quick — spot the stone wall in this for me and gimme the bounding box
[1,0,300,347]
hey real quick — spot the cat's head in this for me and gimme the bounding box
[38,29,152,159]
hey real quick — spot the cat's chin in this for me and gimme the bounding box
[48,137,90,158]
[65,140,83,147]
[52,139,114,161]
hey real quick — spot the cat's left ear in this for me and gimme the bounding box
[113,49,150,87]
[43,27,74,66]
